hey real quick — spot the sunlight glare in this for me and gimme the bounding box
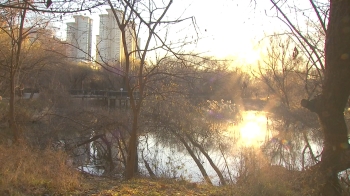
[239,112,267,147]
[241,122,262,140]
[241,49,260,64]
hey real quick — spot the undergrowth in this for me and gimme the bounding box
[0,143,321,195]
[0,144,81,195]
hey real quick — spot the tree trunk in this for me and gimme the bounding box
[116,134,127,167]
[302,1,350,195]
[125,115,139,180]
[9,70,18,142]
[185,133,226,185]
[9,4,27,143]
[101,135,115,174]
[141,150,156,178]
[171,130,213,185]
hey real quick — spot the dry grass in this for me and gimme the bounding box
[91,178,234,196]
[0,144,81,195]
[0,142,319,195]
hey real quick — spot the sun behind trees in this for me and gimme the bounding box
[0,0,350,195]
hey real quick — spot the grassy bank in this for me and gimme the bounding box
[86,178,232,196]
[0,144,308,196]
[0,144,82,196]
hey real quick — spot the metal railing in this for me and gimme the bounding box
[69,89,139,98]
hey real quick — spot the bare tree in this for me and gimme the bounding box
[256,34,305,109]
[266,0,350,194]
[0,0,106,142]
[93,0,198,179]
[0,1,54,142]
[142,63,239,184]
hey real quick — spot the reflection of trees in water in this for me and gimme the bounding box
[142,106,323,184]
[44,106,131,178]
[45,95,325,185]
[261,115,322,170]
[51,93,325,185]
[139,98,239,184]
[62,130,128,177]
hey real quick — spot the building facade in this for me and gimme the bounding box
[96,9,137,67]
[66,15,93,61]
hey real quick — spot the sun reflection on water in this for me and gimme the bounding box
[226,111,270,147]
[240,121,265,145]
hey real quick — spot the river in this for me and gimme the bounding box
[136,110,322,184]
[80,109,322,184]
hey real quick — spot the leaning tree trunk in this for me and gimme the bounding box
[171,130,213,185]
[185,133,227,185]
[302,1,350,195]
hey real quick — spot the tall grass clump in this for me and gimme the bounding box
[232,147,305,196]
[0,144,81,195]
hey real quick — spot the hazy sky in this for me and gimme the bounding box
[174,0,325,63]
[58,1,296,63]
[167,0,289,63]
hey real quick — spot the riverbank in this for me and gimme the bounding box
[0,142,302,196]
[80,177,232,196]
[0,144,230,196]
